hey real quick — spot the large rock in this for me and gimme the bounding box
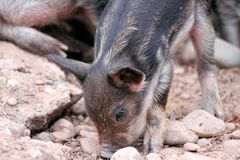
[182,110,225,137]
[165,121,198,145]
[0,42,82,159]
[0,42,82,134]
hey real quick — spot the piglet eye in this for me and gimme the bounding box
[114,107,128,122]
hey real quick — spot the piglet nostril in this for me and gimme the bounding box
[99,155,110,160]
[100,147,114,159]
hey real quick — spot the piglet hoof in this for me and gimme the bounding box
[143,129,163,155]
[215,110,225,121]
[40,37,68,56]
[205,101,225,120]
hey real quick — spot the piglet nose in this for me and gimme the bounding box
[100,145,114,159]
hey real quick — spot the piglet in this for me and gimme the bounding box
[49,0,225,158]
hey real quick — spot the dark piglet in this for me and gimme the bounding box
[49,0,224,158]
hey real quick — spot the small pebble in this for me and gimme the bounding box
[80,137,100,154]
[7,79,19,87]
[181,93,190,99]
[51,131,71,143]
[70,98,86,115]
[79,130,98,139]
[230,130,240,139]
[77,115,85,122]
[50,119,76,142]
[225,123,236,131]
[174,67,185,74]
[34,80,45,85]
[183,143,200,152]
[146,153,162,160]
[7,97,17,106]
[197,138,211,147]
[50,119,75,132]
[32,132,53,142]
[110,147,141,160]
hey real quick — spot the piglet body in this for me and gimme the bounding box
[49,0,224,158]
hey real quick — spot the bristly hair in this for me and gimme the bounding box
[204,0,215,12]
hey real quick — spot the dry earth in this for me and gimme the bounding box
[0,41,240,160]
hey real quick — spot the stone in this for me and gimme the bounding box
[146,153,162,160]
[183,143,200,152]
[225,123,236,131]
[0,117,30,137]
[230,130,240,139]
[78,124,99,154]
[7,79,19,87]
[174,67,185,74]
[50,119,76,142]
[223,140,240,155]
[76,124,97,133]
[51,131,72,143]
[80,137,100,154]
[79,130,98,138]
[32,132,53,142]
[197,138,211,147]
[7,97,17,106]
[110,147,141,160]
[34,80,45,85]
[182,110,225,137]
[179,152,217,160]
[0,131,70,160]
[165,121,198,145]
[70,98,86,115]
[51,119,75,133]
[77,115,85,122]
[0,59,19,71]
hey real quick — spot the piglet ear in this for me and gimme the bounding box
[48,54,90,81]
[108,67,145,92]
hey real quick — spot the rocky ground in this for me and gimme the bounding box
[0,41,240,160]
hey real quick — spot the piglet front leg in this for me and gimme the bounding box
[143,59,173,154]
[144,106,167,154]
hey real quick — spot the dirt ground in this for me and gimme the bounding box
[0,41,240,160]
[167,63,240,120]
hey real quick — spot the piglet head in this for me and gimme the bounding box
[48,54,148,158]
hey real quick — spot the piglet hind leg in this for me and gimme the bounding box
[0,24,68,55]
[0,0,73,55]
[190,2,225,120]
